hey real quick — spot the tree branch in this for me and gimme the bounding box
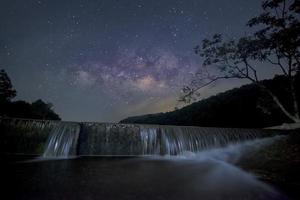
[180,75,242,103]
[265,57,288,76]
[244,59,259,82]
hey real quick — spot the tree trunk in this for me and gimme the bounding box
[259,84,300,123]
[289,77,299,119]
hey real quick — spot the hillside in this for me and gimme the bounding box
[120,75,300,128]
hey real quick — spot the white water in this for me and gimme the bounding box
[140,125,276,155]
[143,135,287,200]
[43,122,80,158]
[173,135,284,162]
[42,122,277,156]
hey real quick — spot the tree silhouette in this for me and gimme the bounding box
[182,0,300,122]
[0,69,16,102]
[0,69,60,120]
[31,99,60,120]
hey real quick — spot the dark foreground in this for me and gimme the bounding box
[0,157,287,200]
[2,133,300,200]
[237,131,300,200]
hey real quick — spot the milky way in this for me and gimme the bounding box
[0,0,262,122]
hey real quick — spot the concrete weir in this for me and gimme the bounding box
[0,117,280,157]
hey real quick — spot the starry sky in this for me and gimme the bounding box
[0,0,266,122]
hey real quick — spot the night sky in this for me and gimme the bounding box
[0,0,265,122]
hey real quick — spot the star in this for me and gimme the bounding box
[0,0,265,122]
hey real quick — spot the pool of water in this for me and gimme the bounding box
[3,154,288,200]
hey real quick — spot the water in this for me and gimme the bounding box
[139,125,270,155]
[167,135,284,162]
[78,123,277,156]
[2,118,288,199]
[5,136,288,200]
[1,118,277,157]
[43,122,80,158]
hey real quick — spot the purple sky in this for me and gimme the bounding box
[0,0,267,122]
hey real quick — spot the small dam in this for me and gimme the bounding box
[0,117,280,157]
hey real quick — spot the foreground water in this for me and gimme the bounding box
[3,136,290,200]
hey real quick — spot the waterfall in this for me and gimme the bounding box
[139,125,276,156]
[1,118,279,156]
[43,122,80,158]
[78,123,277,156]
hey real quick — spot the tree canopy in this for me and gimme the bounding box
[0,69,60,120]
[181,0,300,122]
[0,69,16,102]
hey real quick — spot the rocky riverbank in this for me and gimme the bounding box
[237,130,300,199]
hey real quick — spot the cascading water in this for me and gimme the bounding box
[43,122,80,158]
[78,123,277,156]
[139,125,275,155]
[1,118,279,156]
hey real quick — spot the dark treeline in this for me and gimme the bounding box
[0,99,61,120]
[0,69,60,120]
[121,75,300,128]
